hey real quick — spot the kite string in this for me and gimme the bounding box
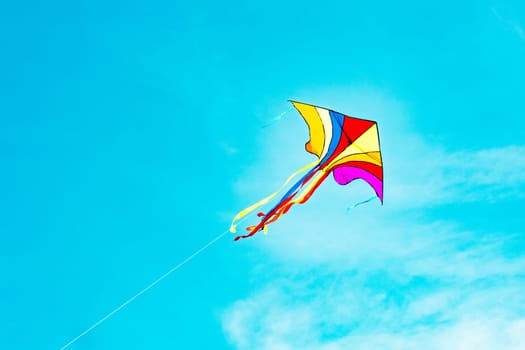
[59,222,244,350]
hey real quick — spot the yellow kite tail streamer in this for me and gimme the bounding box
[261,169,329,228]
[229,160,319,233]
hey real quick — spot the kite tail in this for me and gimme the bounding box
[346,196,377,213]
[234,169,329,240]
[267,169,329,224]
[229,160,319,234]
[262,106,294,128]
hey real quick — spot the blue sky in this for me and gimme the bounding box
[1,1,525,349]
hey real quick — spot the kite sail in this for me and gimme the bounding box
[230,101,383,240]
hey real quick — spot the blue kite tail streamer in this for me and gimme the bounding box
[262,106,294,128]
[346,196,378,213]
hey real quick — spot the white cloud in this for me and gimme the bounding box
[222,261,525,350]
[222,280,525,350]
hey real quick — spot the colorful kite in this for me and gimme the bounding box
[230,101,383,240]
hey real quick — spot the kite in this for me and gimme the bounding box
[230,101,383,240]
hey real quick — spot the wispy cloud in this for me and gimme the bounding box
[223,283,525,350]
[223,87,525,349]
[387,145,525,207]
